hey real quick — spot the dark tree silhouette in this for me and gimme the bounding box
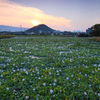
[91,24,100,30]
[90,24,100,36]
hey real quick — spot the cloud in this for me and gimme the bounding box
[0,0,74,31]
[95,18,100,21]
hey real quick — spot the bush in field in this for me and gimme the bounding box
[90,30,100,37]
[89,37,100,42]
[0,35,15,39]
[78,33,89,37]
[90,24,100,37]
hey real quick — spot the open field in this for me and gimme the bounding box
[0,36,100,99]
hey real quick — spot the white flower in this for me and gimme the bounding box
[56,70,59,73]
[71,75,73,77]
[92,71,94,73]
[54,79,57,82]
[25,96,29,99]
[37,72,39,74]
[41,75,43,77]
[62,60,64,63]
[13,64,15,66]
[98,68,100,70]
[98,93,100,96]
[84,92,87,95]
[21,63,24,65]
[23,69,26,71]
[13,70,15,72]
[36,68,38,71]
[26,71,28,75]
[78,78,80,80]
[53,83,56,86]
[33,88,35,91]
[22,79,25,81]
[57,73,59,76]
[66,77,69,80]
[38,77,40,79]
[1,75,3,77]
[50,89,53,94]
[85,74,87,76]
[70,59,72,62]
[53,95,55,97]
[94,64,97,66]
[89,84,91,87]
[95,92,97,95]
[49,84,52,86]
[6,87,9,90]
[86,66,88,68]
[13,89,15,92]
[43,83,46,86]
[49,72,51,75]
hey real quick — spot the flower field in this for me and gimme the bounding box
[0,35,16,39]
[89,37,100,42]
[0,36,100,99]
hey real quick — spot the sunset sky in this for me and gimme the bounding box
[0,0,100,32]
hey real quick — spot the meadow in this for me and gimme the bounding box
[0,35,16,39]
[0,36,100,100]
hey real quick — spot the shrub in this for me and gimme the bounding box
[78,33,89,37]
[90,30,100,37]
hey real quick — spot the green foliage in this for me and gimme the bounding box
[91,24,100,30]
[90,30,100,37]
[0,36,100,99]
[90,24,100,36]
[0,35,17,39]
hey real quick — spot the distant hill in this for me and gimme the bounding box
[0,25,28,32]
[25,24,55,33]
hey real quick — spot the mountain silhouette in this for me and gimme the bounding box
[25,24,55,33]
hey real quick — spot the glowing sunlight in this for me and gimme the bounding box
[31,20,40,26]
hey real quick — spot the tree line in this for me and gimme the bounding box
[90,24,100,37]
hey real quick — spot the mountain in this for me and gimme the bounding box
[0,25,28,32]
[25,24,55,33]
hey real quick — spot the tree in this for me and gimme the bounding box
[90,24,100,36]
[91,24,100,30]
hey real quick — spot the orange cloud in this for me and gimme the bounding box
[0,0,74,31]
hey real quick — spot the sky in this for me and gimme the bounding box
[0,0,100,32]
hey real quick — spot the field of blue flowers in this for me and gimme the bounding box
[0,36,100,99]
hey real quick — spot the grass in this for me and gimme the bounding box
[0,35,20,39]
[0,36,100,99]
[88,37,100,42]
[61,35,74,37]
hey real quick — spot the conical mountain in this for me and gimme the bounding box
[25,24,55,33]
